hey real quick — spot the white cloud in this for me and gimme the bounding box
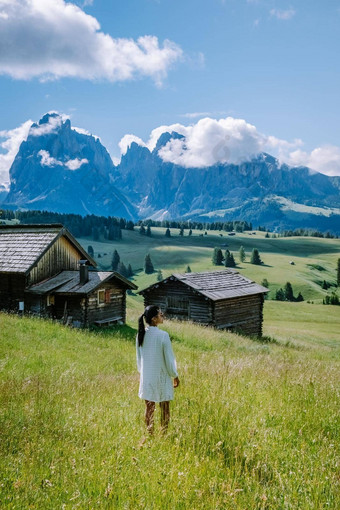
[270,8,296,20]
[65,157,88,170]
[0,119,32,187]
[38,149,63,167]
[39,150,88,170]
[72,126,91,136]
[119,135,146,155]
[118,115,340,176]
[120,117,286,167]
[30,113,69,136]
[71,125,100,141]
[287,146,340,177]
[0,0,183,85]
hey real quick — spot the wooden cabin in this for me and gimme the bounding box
[139,270,269,336]
[27,266,137,327]
[0,224,137,326]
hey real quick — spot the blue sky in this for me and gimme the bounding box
[0,0,340,183]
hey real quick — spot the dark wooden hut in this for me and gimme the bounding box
[0,224,137,326]
[139,270,269,336]
[27,267,137,327]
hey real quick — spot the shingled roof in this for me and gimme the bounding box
[27,270,137,295]
[0,224,96,273]
[140,269,269,301]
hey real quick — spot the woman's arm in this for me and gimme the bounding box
[136,336,141,373]
[163,333,178,378]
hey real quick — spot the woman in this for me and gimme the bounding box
[136,305,180,433]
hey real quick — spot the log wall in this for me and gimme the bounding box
[213,294,264,336]
[86,283,126,325]
[28,236,81,285]
[142,279,213,324]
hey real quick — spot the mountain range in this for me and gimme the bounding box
[1,113,340,233]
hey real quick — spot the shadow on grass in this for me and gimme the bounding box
[252,334,306,351]
[90,324,137,342]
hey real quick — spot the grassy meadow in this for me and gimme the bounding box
[78,227,340,302]
[1,227,340,508]
[1,301,340,509]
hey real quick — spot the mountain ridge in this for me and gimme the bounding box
[1,114,340,233]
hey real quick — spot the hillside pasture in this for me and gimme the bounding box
[78,228,340,302]
[0,310,339,509]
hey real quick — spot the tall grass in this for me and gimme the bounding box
[0,311,339,509]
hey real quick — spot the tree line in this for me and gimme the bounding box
[137,219,253,232]
[0,209,134,240]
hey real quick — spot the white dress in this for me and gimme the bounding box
[136,326,178,403]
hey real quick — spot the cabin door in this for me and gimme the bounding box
[166,296,190,319]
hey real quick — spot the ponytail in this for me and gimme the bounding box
[137,305,161,346]
[137,314,145,347]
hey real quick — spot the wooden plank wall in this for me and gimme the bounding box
[28,237,81,285]
[214,294,264,336]
[86,283,125,324]
[143,280,213,324]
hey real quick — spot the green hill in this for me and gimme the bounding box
[78,227,340,302]
[0,308,339,509]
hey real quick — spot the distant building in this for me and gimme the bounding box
[139,270,269,336]
[0,224,136,326]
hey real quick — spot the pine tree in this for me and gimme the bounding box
[165,228,171,238]
[146,225,152,237]
[296,292,304,302]
[127,264,133,278]
[284,282,295,302]
[144,254,154,274]
[322,280,329,290]
[224,250,236,267]
[239,246,246,263]
[87,245,94,257]
[275,288,285,301]
[265,232,270,238]
[337,258,340,286]
[117,261,127,277]
[111,250,120,271]
[139,224,146,235]
[250,248,262,265]
[212,247,223,265]
[157,270,163,281]
[261,278,269,288]
[330,293,340,305]
[188,229,192,236]
[186,265,192,273]
[179,227,184,236]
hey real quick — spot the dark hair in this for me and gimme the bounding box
[137,305,160,346]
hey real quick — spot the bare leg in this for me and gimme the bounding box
[160,401,170,432]
[144,400,155,434]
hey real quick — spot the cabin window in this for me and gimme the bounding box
[166,296,189,315]
[97,289,105,305]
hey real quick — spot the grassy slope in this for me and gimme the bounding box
[78,228,340,302]
[0,310,339,509]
